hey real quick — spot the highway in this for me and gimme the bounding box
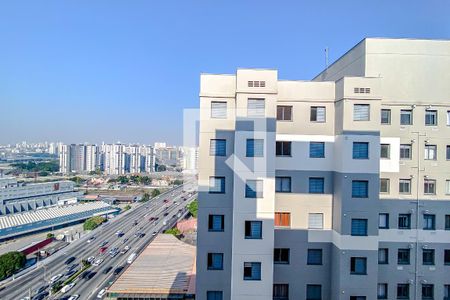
[0,182,197,300]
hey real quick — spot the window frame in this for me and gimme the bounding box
[425,110,438,126]
[307,249,323,265]
[424,144,437,160]
[397,283,410,299]
[310,106,326,123]
[400,144,412,160]
[246,139,264,157]
[309,142,325,158]
[309,177,325,194]
[276,141,292,157]
[379,213,389,229]
[400,109,413,125]
[423,214,436,230]
[210,101,227,119]
[245,180,263,198]
[247,98,265,117]
[243,262,261,281]
[378,248,389,264]
[351,219,368,236]
[273,248,290,264]
[209,139,226,156]
[209,176,226,194]
[397,248,411,265]
[422,249,435,265]
[275,176,292,193]
[399,179,411,194]
[350,257,367,275]
[353,142,369,159]
[244,220,262,239]
[398,214,411,230]
[207,253,224,270]
[353,104,370,121]
[352,180,369,198]
[380,178,390,194]
[423,179,436,195]
[380,144,390,159]
[306,284,322,300]
[208,214,224,232]
[378,283,388,299]
[381,109,391,125]
[274,212,291,227]
[277,105,293,121]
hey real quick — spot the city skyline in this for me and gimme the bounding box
[1,1,449,145]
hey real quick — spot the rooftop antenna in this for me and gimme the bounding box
[325,47,329,70]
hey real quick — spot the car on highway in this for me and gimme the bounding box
[50,274,63,284]
[152,231,157,236]
[87,256,95,264]
[87,236,96,243]
[92,258,104,266]
[109,247,119,257]
[127,253,137,264]
[163,212,169,217]
[122,238,129,243]
[115,230,124,237]
[32,291,49,300]
[34,285,48,295]
[65,269,77,278]
[61,283,75,293]
[163,199,169,203]
[99,240,108,247]
[113,266,124,275]
[66,263,78,272]
[102,266,113,274]
[84,271,96,280]
[99,246,108,254]
[64,256,76,265]
[120,245,130,254]
[68,295,80,300]
[97,288,107,298]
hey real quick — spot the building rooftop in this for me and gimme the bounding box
[0,201,118,238]
[107,234,196,298]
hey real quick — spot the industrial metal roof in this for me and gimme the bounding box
[108,234,196,297]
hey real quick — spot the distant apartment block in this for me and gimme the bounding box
[182,147,199,174]
[59,143,155,175]
[197,38,450,300]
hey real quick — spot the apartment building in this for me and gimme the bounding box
[197,38,450,300]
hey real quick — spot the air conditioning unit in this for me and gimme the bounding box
[408,244,414,249]
[422,244,428,249]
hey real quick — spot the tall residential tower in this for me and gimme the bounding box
[197,38,450,300]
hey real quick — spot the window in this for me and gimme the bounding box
[210,139,226,156]
[276,141,291,156]
[245,180,263,198]
[448,110,450,126]
[423,214,436,230]
[309,177,324,194]
[350,257,367,275]
[397,284,410,299]
[378,283,388,299]
[425,110,437,126]
[277,106,292,121]
[422,249,435,265]
[445,285,450,300]
[310,106,326,122]
[350,297,366,300]
[275,177,291,193]
[447,145,450,160]
[398,249,410,265]
[207,291,223,300]
[275,212,290,227]
[446,215,450,230]
[424,179,436,195]
[400,144,412,160]
[208,215,224,232]
[274,248,290,264]
[422,284,434,300]
[400,109,413,125]
[353,142,369,159]
[351,219,368,236]
[381,109,391,124]
[380,144,390,159]
[243,262,261,280]
[245,221,262,239]
[379,213,389,229]
[273,284,289,300]
[352,180,369,198]
[248,80,265,87]
[307,249,323,265]
[354,104,370,121]
[380,179,390,193]
[211,101,227,119]
[309,142,325,158]
[246,139,264,157]
[399,179,411,194]
[398,214,411,229]
[209,177,225,194]
[247,98,265,117]
[306,285,322,300]
[378,248,389,264]
[445,249,450,265]
[308,213,324,229]
[207,253,223,270]
[424,145,437,160]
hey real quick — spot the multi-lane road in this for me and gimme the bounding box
[0,183,197,300]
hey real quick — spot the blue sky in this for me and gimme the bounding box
[1,1,449,145]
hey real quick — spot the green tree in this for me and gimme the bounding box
[123,204,131,211]
[187,200,198,218]
[118,176,129,184]
[151,189,161,198]
[173,179,183,186]
[140,193,150,202]
[164,227,181,236]
[0,251,26,280]
[83,216,106,231]
[46,233,54,239]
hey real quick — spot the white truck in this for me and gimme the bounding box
[127,252,137,264]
